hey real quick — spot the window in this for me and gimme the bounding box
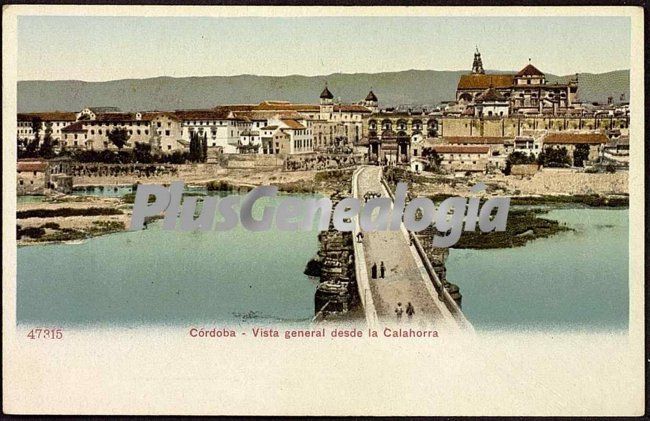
[137,130,141,135]
[167,145,172,150]
[157,122,161,128]
[165,130,170,136]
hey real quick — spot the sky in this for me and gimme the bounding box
[17,15,631,82]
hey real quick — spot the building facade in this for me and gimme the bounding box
[455,49,579,116]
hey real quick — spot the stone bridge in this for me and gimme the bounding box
[351,166,473,333]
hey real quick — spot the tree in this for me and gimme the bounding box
[421,147,443,172]
[573,144,590,167]
[189,131,206,162]
[504,151,536,175]
[540,146,571,168]
[21,116,43,158]
[107,127,130,150]
[134,142,153,163]
[39,122,55,159]
[201,133,208,162]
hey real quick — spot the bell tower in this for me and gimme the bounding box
[319,83,334,118]
[472,47,485,74]
[363,89,379,113]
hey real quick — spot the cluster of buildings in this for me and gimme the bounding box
[17,87,371,158]
[17,50,629,175]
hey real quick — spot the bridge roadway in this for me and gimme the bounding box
[353,166,461,331]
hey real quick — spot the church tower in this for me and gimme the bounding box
[363,89,379,113]
[472,47,485,74]
[319,83,334,118]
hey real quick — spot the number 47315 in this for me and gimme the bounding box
[26,328,63,340]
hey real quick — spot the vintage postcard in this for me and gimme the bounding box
[2,5,645,416]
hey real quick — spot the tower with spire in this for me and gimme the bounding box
[472,47,485,74]
[319,83,334,117]
[363,88,379,113]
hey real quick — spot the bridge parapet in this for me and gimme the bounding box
[379,176,474,331]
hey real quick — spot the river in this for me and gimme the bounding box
[17,192,320,328]
[446,207,629,332]
[17,192,629,331]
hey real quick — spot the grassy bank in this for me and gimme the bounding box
[509,194,628,207]
[452,209,571,249]
[17,220,125,243]
[17,207,123,219]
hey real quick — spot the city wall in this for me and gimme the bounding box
[438,115,629,138]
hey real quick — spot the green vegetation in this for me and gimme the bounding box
[39,122,56,159]
[451,209,572,249]
[17,219,125,243]
[206,180,241,192]
[189,131,208,162]
[504,151,536,175]
[107,127,130,150]
[572,144,590,168]
[421,148,443,172]
[17,207,122,219]
[41,222,61,229]
[509,194,628,207]
[17,226,46,240]
[538,146,571,168]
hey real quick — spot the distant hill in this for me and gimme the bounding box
[17,69,629,113]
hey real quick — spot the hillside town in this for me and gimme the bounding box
[17,51,629,196]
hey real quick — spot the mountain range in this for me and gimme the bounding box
[17,69,629,113]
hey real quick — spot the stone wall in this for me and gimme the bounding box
[499,169,628,196]
[312,189,358,317]
[439,115,629,138]
[284,153,363,172]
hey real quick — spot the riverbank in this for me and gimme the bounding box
[384,167,628,203]
[17,195,131,245]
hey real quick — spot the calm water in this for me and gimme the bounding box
[17,192,629,331]
[17,193,320,327]
[446,207,629,331]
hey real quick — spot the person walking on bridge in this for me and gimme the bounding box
[395,302,403,321]
[380,261,386,279]
[406,302,415,319]
[371,262,377,279]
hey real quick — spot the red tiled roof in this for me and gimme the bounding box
[17,161,47,172]
[18,112,77,122]
[544,132,608,145]
[432,145,490,154]
[141,112,180,121]
[457,74,514,90]
[281,119,307,130]
[174,109,233,121]
[61,121,87,132]
[217,102,370,114]
[95,113,142,122]
[516,64,545,77]
[444,137,511,144]
[334,105,372,113]
[476,87,507,102]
